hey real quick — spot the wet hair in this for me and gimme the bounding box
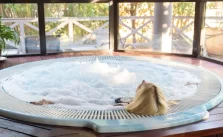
[125,80,169,116]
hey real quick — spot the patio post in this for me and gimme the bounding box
[153,3,172,53]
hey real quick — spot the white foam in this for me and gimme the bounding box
[2,59,201,110]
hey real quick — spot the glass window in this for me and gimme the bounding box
[118,2,195,55]
[44,3,109,53]
[201,2,223,62]
[0,4,40,55]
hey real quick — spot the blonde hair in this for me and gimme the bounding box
[125,80,169,116]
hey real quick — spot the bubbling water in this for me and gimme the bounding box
[2,59,200,110]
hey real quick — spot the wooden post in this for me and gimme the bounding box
[19,22,26,54]
[38,2,47,55]
[193,1,206,57]
[153,3,172,53]
[110,0,118,51]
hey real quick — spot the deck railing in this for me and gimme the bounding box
[1,16,221,54]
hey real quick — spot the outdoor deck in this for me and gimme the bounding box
[0,52,223,137]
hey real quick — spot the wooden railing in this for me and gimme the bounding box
[2,17,109,53]
[2,16,221,54]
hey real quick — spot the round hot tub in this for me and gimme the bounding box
[0,56,222,133]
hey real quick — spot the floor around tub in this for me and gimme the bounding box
[0,52,223,137]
